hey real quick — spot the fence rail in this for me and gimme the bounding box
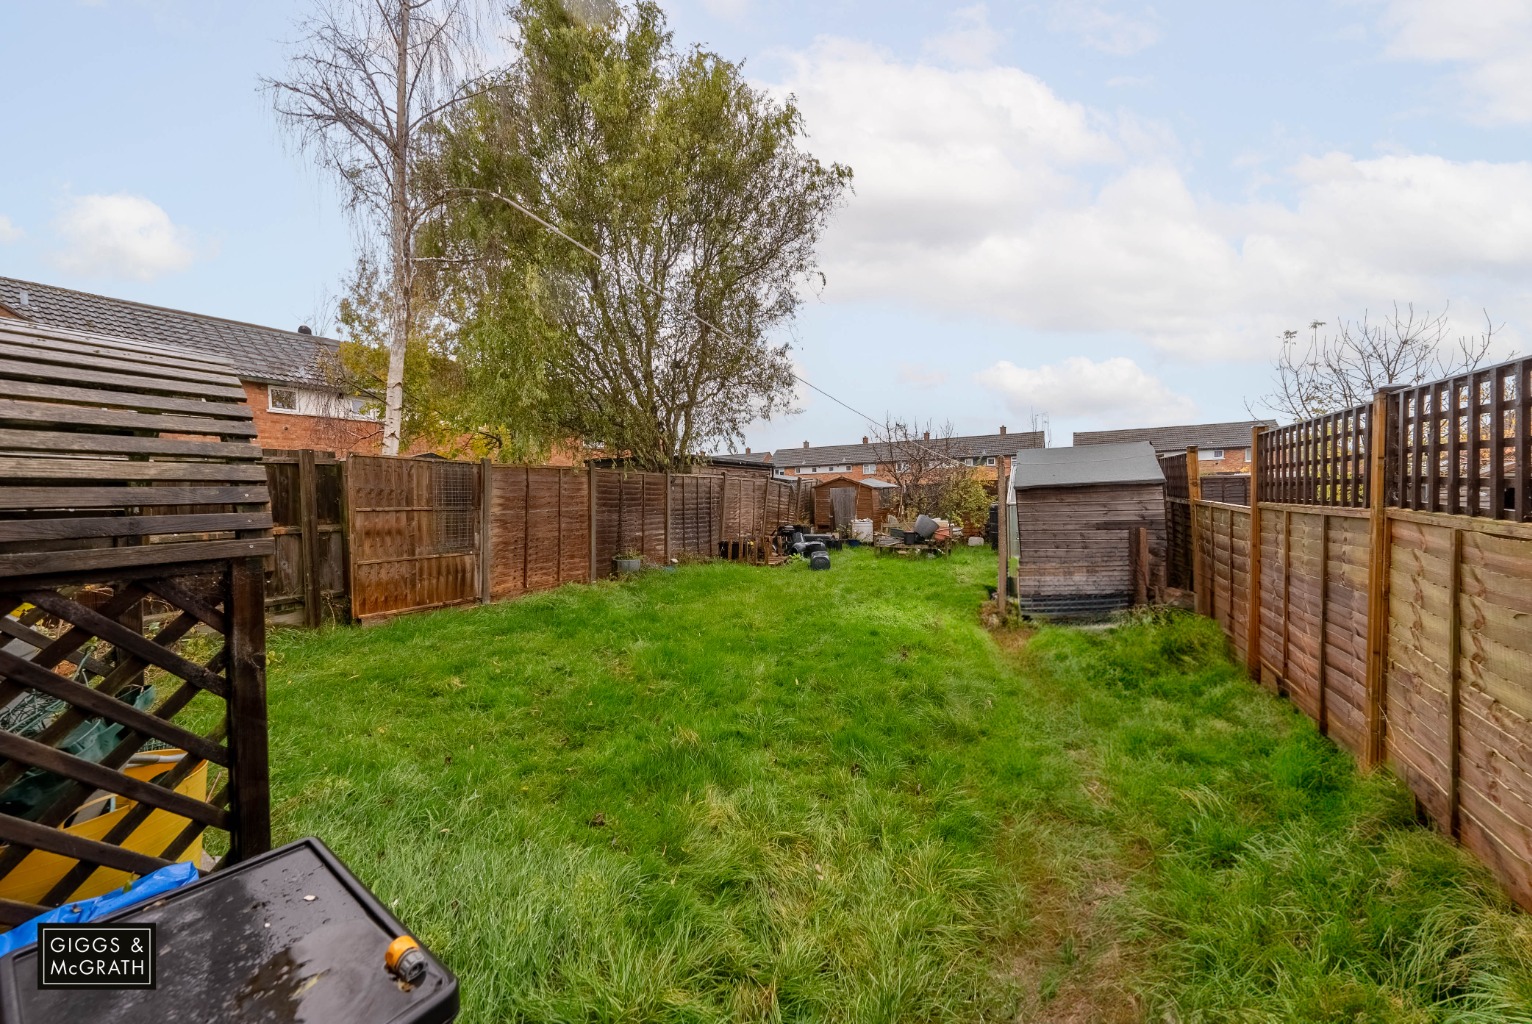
[1167,359,1532,911]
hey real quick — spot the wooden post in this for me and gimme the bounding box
[588,464,599,580]
[717,473,730,559]
[664,472,673,564]
[1318,518,1329,736]
[479,458,493,604]
[1245,426,1266,680]
[226,557,271,863]
[523,469,531,590]
[1363,390,1393,768]
[996,455,1010,619]
[1447,526,1463,837]
[298,449,322,627]
[1186,447,1203,615]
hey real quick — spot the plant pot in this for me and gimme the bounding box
[614,557,642,574]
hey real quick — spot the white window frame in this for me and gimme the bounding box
[862,463,877,473]
[268,386,299,412]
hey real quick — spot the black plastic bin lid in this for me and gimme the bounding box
[0,837,458,1024]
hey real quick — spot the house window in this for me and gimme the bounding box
[863,463,876,473]
[1198,448,1223,461]
[1243,448,1251,462]
[346,396,382,421]
[897,461,910,471]
[985,457,996,466]
[269,387,298,412]
[831,465,848,473]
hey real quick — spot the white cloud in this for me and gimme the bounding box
[898,363,949,388]
[922,4,1004,68]
[1376,0,1532,123]
[977,356,1195,426]
[0,216,21,244]
[766,39,1532,362]
[1049,1,1161,56]
[52,194,196,281]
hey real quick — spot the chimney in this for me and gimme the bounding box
[999,425,1007,436]
[861,435,868,444]
[297,325,313,335]
[803,440,809,448]
[922,430,930,441]
[745,447,751,454]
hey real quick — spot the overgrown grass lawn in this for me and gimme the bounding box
[267,549,1532,1022]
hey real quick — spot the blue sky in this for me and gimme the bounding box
[2,1,1529,453]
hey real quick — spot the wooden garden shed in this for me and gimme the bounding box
[1008,441,1165,614]
[812,475,895,531]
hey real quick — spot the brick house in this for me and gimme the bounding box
[0,276,388,455]
[759,427,1046,483]
[1072,420,1277,474]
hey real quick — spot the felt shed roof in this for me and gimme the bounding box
[1009,441,1165,491]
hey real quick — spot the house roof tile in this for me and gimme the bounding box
[768,430,1044,468]
[1072,420,1277,453]
[0,276,338,387]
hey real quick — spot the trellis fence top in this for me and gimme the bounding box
[0,320,273,581]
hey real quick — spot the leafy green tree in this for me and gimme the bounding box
[425,0,851,468]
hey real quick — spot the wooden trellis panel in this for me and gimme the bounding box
[0,321,272,928]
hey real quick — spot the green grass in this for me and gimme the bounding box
[265,548,1532,1022]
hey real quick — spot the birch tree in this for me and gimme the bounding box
[267,0,483,455]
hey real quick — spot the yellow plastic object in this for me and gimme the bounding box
[0,754,208,906]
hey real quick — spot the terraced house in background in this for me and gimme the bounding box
[752,427,1046,483]
[1073,419,1277,474]
[0,275,384,455]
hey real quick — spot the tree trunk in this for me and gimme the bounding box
[382,0,410,457]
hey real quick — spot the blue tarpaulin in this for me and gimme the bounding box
[0,861,200,959]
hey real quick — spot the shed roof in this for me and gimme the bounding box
[814,474,896,489]
[0,276,338,387]
[1072,419,1276,453]
[1010,441,1164,491]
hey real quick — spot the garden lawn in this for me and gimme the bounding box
[266,548,1532,1023]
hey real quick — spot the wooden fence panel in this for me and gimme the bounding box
[347,456,478,621]
[668,474,721,558]
[1323,515,1372,757]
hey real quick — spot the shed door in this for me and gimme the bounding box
[830,488,857,528]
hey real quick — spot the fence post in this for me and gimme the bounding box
[588,464,599,581]
[717,473,730,559]
[1245,426,1266,681]
[996,455,1010,620]
[479,458,493,604]
[664,472,673,564]
[1363,390,1393,768]
[297,449,322,628]
[1186,447,1203,615]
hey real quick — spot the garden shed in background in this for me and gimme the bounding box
[812,475,895,532]
[1009,441,1166,614]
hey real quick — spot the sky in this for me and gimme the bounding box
[2,0,1530,453]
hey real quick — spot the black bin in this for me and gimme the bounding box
[0,837,457,1024]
